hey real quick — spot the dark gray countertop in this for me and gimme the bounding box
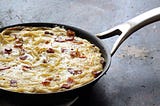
[0,0,160,106]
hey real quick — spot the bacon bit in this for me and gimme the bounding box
[67,68,82,75]
[14,43,23,48]
[22,65,32,71]
[70,50,86,58]
[55,37,66,42]
[70,51,79,58]
[14,38,23,48]
[67,30,75,37]
[42,80,50,86]
[92,71,102,78]
[42,77,53,86]
[53,75,61,81]
[4,48,12,54]
[61,84,71,89]
[45,40,50,44]
[43,59,47,63]
[46,48,54,53]
[19,49,25,55]
[73,41,83,44]
[67,77,74,84]
[61,48,67,53]
[0,67,10,71]
[10,80,17,87]
[19,55,28,60]
[65,36,74,41]
[100,58,105,64]
[44,31,54,35]
[45,77,53,81]
[100,58,105,67]
[44,31,50,34]
[13,34,17,39]
[15,38,23,43]
[79,54,86,58]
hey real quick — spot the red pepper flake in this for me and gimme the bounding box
[10,80,17,87]
[61,84,71,89]
[92,71,102,78]
[19,55,28,60]
[4,48,12,54]
[0,67,10,71]
[67,68,82,75]
[22,65,32,71]
[46,48,54,53]
[67,30,75,37]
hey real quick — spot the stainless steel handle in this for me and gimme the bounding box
[96,7,160,56]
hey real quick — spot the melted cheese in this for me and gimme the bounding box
[0,26,104,93]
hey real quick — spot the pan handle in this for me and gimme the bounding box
[96,7,160,56]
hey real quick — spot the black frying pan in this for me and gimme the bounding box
[0,7,160,105]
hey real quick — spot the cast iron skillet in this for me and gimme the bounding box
[0,7,160,105]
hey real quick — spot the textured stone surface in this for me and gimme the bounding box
[0,0,160,106]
